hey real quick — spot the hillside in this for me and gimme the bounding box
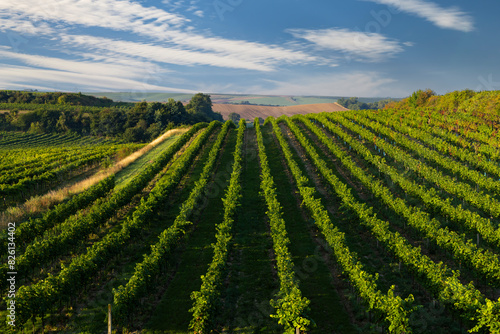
[2,89,500,333]
[213,102,348,120]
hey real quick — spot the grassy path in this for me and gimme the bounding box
[115,130,187,188]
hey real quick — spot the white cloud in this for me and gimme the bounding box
[0,48,191,92]
[0,64,194,92]
[0,49,153,78]
[59,34,289,71]
[193,10,204,18]
[256,72,401,97]
[0,0,187,31]
[362,0,474,32]
[0,0,318,71]
[288,28,405,62]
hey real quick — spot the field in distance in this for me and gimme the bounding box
[212,102,348,120]
[88,92,392,106]
[88,92,349,105]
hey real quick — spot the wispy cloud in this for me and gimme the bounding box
[0,64,193,92]
[288,28,406,62]
[193,10,204,18]
[0,47,189,92]
[0,0,187,32]
[59,34,281,71]
[0,49,153,78]
[361,0,474,32]
[0,0,318,71]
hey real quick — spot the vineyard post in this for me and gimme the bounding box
[296,326,300,334]
[108,304,112,334]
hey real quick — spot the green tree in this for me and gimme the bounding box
[56,113,69,133]
[15,112,40,131]
[57,95,68,105]
[155,98,188,125]
[125,102,148,129]
[146,122,162,141]
[28,122,44,134]
[123,126,145,142]
[92,108,126,137]
[228,112,241,123]
[186,93,213,116]
[408,89,435,108]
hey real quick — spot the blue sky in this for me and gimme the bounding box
[0,0,498,98]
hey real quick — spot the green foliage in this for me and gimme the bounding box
[0,176,115,253]
[0,143,126,199]
[311,113,500,283]
[407,89,436,108]
[10,123,209,328]
[28,122,44,134]
[0,90,116,107]
[254,119,312,332]
[299,112,500,331]
[0,91,223,142]
[113,121,228,327]
[9,90,500,332]
[384,88,500,112]
[228,112,241,123]
[187,93,224,122]
[280,117,414,333]
[471,298,500,333]
[189,118,245,333]
[337,97,397,110]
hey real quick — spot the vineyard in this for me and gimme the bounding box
[1,106,500,333]
[0,132,142,211]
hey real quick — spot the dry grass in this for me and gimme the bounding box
[0,128,189,228]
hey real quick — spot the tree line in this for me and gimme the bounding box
[337,97,397,110]
[0,90,120,107]
[0,92,223,142]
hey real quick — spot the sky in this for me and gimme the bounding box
[0,0,498,98]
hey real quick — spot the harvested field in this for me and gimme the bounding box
[213,102,348,120]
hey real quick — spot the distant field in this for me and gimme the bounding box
[87,92,393,105]
[213,102,349,120]
[89,92,195,103]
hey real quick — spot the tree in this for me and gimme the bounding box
[155,99,188,125]
[15,112,40,131]
[126,102,148,129]
[146,102,163,125]
[0,113,8,130]
[92,108,126,137]
[228,112,241,123]
[186,93,213,116]
[408,89,435,108]
[57,95,68,105]
[28,122,44,134]
[38,109,61,131]
[185,93,223,122]
[146,122,162,141]
[123,126,145,142]
[56,113,70,133]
